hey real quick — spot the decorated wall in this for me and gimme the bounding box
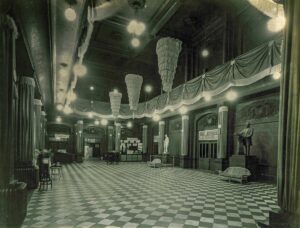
[234,92,279,179]
[167,117,182,156]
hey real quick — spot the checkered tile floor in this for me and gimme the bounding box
[22,161,279,228]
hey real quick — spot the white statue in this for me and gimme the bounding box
[163,134,169,154]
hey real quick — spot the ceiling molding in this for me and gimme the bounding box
[149,0,181,36]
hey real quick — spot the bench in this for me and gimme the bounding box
[219,167,251,183]
[147,158,162,168]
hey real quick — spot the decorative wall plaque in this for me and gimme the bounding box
[198,129,219,141]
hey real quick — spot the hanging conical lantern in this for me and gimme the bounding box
[156,37,182,92]
[125,74,143,111]
[109,90,122,118]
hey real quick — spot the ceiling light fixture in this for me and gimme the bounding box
[63,106,72,114]
[73,63,87,77]
[226,90,238,101]
[101,119,108,126]
[57,104,64,111]
[267,15,286,32]
[203,92,212,101]
[144,85,152,93]
[89,86,94,91]
[127,20,146,36]
[201,49,209,58]
[131,38,140,47]
[152,113,161,122]
[178,106,188,115]
[64,7,77,21]
[273,71,281,80]
[56,116,62,123]
[94,120,100,125]
[127,121,133,128]
[88,112,93,118]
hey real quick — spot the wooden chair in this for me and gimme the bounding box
[39,157,52,190]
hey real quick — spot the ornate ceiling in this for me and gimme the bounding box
[12,0,283,118]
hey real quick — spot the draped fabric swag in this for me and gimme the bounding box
[72,39,281,119]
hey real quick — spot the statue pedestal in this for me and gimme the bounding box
[229,155,258,180]
[180,156,192,168]
[257,210,300,228]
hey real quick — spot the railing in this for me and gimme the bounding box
[198,141,217,158]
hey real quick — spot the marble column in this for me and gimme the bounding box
[142,125,148,154]
[33,99,42,151]
[181,115,189,156]
[115,123,121,152]
[75,120,84,161]
[0,14,27,227]
[275,0,300,225]
[217,106,228,159]
[107,126,114,151]
[0,14,18,188]
[40,111,47,150]
[158,121,165,154]
[16,77,35,166]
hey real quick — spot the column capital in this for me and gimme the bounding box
[20,77,35,87]
[108,125,114,129]
[159,121,165,125]
[182,115,189,120]
[219,106,228,112]
[77,120,83,125]
[34,99,42,106]
[115,123,121,127]
[41,111,46,116]
[143,125,148,129]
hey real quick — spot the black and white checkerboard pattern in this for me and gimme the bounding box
[22,161,279,228]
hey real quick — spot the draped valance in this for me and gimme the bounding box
[72,39,282,119]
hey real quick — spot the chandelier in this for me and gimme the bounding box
[125,74,143,111]
[109,90,122,118]
[156,37,182,92]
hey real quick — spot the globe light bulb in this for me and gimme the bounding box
[73,63,87,77]
[63,106,72,114]
[131,38,140,47]
[101,119,108,126]
[152,114,160,122]
[88,112,93,118]
[56,116,62,123]
[90,86,94,91]
[57,104,64,111]
[135,22,146,36]
[65,8,77,21]
[145,85,152,93]
[179,106,188,115]
[267,16,286,32]
[94,120,100,125]
[201,49,209,57]
[273,71,281,80]
[127,20,145,36]
[127,121,133,128]
[203,92,212,101]
[226,90,238,101]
